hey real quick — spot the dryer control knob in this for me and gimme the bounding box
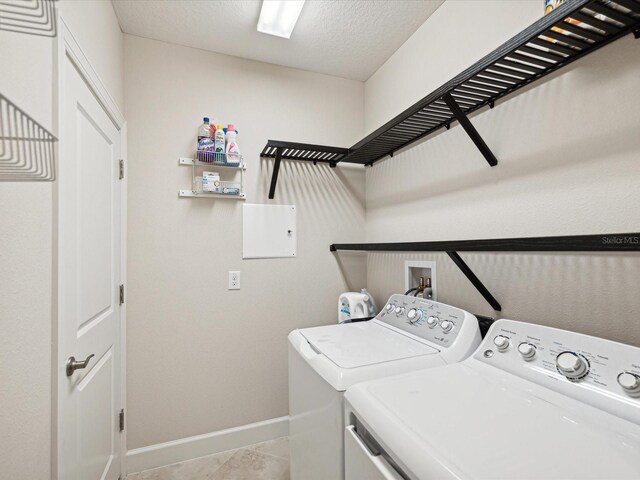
[440,320,453,333]
[556,352,589,380]
[493,335,510,352]
[386,304,395,313]
[426,316,439,328]
[395,306,405,316]
[518,342,536,360]
[407,308,423,324]
[617,372,640,396]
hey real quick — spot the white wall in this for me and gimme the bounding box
[0,25,54,480]
[124,34,366,450]
[0,2,123,478]
[363,1,640,345]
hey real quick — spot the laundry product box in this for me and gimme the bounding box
[202,171,220,193]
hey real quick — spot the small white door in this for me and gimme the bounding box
[58,54,123,480]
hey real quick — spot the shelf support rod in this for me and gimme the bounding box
[446,251,502,311]
[268,147,283,200]
[443,93,498,167]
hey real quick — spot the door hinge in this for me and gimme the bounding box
[119,159,124,180]
[119,409,125,432]
[119,284,125,305]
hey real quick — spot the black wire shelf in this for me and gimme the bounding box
[330,233,640,312]
[330,233,640,253]
[260,140,350,199]
[260,0,640,197]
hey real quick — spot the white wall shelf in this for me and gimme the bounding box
[179,153,246,200]
[179,157,246,170]
[179,190,246,200]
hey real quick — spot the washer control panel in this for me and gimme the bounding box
[475,319,640,422]
[378,294,474,348]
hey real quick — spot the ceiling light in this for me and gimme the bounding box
[257,0,306,39]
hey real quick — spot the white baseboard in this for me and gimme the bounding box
[126,416,289,474]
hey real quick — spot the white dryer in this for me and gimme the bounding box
[288,293,482,480]
[344,319,640,480]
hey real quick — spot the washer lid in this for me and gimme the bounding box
[346,363,640,480]
[299,321,438,369]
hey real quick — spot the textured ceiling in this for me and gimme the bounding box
[112,0,444,81]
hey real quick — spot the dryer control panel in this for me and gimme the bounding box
[377,294,476,349]
[475,319,640,423]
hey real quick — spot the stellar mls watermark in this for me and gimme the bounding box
[602,236,640,245]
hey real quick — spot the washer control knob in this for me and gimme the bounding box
[426,316,439,328]
[518,342,536,360]
[440,320,453,333]
[395,306,405,316]
[407,308,423,324]
[493,335,510,352]
[556,352,589,380]
[386,303,395,313]
[617,372,640,396]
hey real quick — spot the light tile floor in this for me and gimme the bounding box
[127,436,289,480]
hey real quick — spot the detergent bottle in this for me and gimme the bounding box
[338,292,371,323]
[214,124,225,163]
[198,117,211,144]
[225,124,240,165]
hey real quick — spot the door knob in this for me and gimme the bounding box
[66,354,95,376]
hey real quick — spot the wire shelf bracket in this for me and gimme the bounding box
[442,93,498,167]
[447,251,502,311]
[269,147,282,200]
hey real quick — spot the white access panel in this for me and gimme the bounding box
[345,427,402,480]
[243,204,297,259]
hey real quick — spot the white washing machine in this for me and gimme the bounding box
[288,293,482,480]
[344,319,640,480]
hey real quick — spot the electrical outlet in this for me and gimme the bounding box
[228,271,240,290]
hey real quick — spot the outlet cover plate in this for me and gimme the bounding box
[229,271,240,290]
